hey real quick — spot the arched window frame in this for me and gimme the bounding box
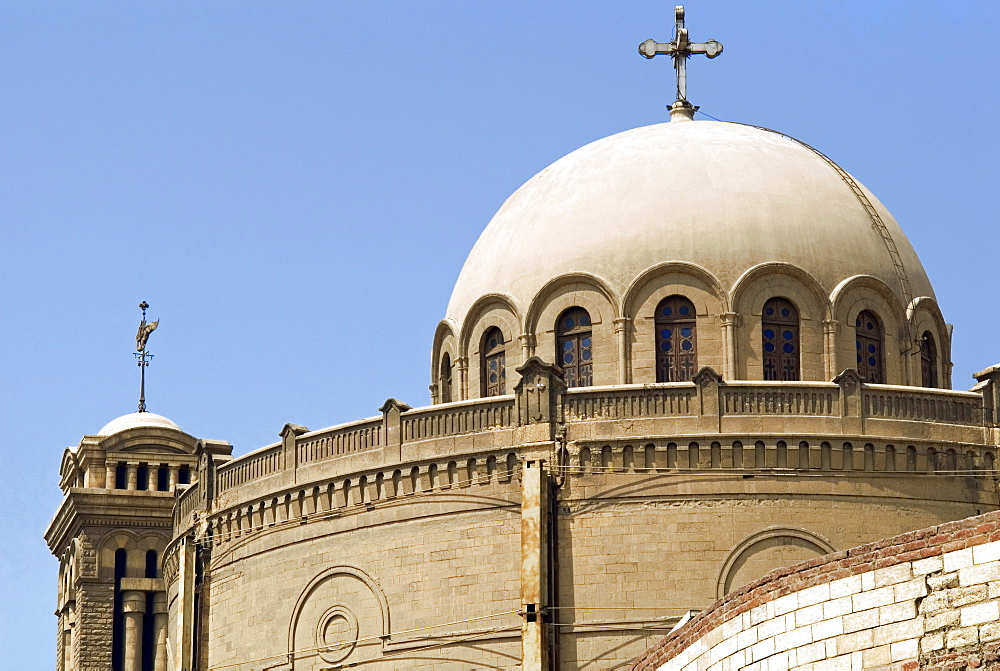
[921,331,938,388]
[655,296,697,382]
[855,310,885,384]
[762,297,800,381]
[439,352,453,403]
[557,307,593,388]
[480,328,506,397]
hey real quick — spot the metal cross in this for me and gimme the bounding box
[639,5,723,108]
[134,301,159,413]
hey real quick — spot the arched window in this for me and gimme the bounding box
[655,296,697,382]
[762,298,800,381]
[440,353,453,403]
[921,331,938,388]
[481,328,506,397]
[557,307,593,387]
[856,310,884,383]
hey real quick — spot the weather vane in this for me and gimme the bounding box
[134,301,159,413]
[639,5,723,115]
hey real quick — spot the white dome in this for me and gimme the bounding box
[97,412,181,437]
[446,120,934,324]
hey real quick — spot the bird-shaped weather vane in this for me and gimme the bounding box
[639,5,723,117]
[134,301,159,413]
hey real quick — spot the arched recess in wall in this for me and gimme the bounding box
[621,261,727,383]
[430,319,458,402]
[524,272,618,385]
[729,262,831,381]
[716,528,835,599]
[457,293,522,400]
[907,296,952,389]
[830,275,909,385]
[287,564,390,668]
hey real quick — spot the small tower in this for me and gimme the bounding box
[44,305,231,670]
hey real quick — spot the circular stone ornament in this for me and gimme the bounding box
[315,605,359,664]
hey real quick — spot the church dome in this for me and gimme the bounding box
[96,412,181,437]
[446,120,934,324]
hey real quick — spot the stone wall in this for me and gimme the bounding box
[633,510,1000,671]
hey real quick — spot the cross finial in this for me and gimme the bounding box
[639,5,723,120]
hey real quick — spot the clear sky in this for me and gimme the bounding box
[1,1,997,665]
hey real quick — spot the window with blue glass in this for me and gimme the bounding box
[655,296,697,382]
[855,310,884,383]
[762,297,800,381]
[557,307,593,387]
[481,328,506,397]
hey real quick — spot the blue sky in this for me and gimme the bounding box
[1,1,997,664]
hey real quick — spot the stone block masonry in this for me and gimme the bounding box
[633,509,1000,671]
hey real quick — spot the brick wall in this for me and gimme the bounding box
[633,510,1000,671]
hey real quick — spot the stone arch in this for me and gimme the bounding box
[730,263,831,381]
[907,296,952,389]
[830,275,909,385]
[717,527,835,598]
[458,294,522,401]
[98,531,168,579]
[623,262,727,384]
[525,273,619,386]
[430,319,459,403]
[287,564,390,668]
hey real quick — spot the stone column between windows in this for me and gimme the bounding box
[823,319,839,380]
[168,466,179,490]
[106,463,117,490]
[126,463,138,491]
[518,333,536,363]
[613,318,631,384]
[152,592,168,671]
[720,312,738,380]
[456,356,469,401]
[122,590,146,671]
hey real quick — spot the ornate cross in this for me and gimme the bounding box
[639,5,723,109]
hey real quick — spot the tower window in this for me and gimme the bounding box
[178,466,190,485]
[921,331,938,388]
[557,307,593,388]
[655,296,697,382]
[115,463,127,490]
[762,297,800,381]
[440,353,453,403]
[481,328,506,397]
[856,310,884,383]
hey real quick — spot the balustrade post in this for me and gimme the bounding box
[379,399,411,463]
[514,358,567,441]
[693,367,723,432]
[835,368,864,435]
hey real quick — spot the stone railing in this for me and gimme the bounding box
[216,445,282,495]
[864,385,982,426]
[176,483,200,526]
[178,362,999,526]
[402,396,515,442]
[297,417,383,466]
[564,385,694,420]
[721,382,838,416]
